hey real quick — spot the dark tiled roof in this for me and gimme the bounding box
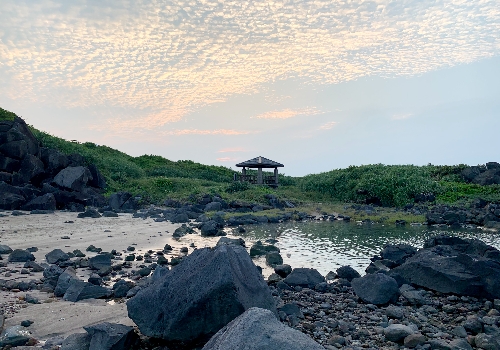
[236,156,284,168]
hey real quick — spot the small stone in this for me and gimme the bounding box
[386,305,404,319]
[384,324,415,343]
[404,333,426,348]
[20,320,33,327]
[453,326,468,338]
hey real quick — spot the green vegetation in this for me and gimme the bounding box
[0,101,490,211]
[0,107,17,121]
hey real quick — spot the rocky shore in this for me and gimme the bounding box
[0,208,499,350]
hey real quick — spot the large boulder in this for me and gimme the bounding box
[53,166,92,192]
[40,147,69,174]
[127,244,276,344]
[283,268,325,288]
[84,322,138,350]
[392,236,500,299]
[336,265,361,281]
[202,307,324,350]
[88,164,106,189]
[351,273,400,305]
[21,193,56,211]
[380,244,417,266]
[12,154,45,185]
[0,154,21,173]
[108,191,138,211]
[8,249,35,262]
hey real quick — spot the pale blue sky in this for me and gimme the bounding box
[1,0,499,176]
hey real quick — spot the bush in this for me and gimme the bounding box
[226,181,250,193]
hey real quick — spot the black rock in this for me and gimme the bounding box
[89,254,112,270]
[63,280,111,302]
[216,237,246,247]
[77,208,101,218]
[283,268,325,288]
[61,333,92,350]
[380,244,417,266]
[8,249,35,262]
[53,166,92,192]
[200,220,221,236]
[274,264,292,278]
[336,265,361,282]
[54,267,79,297]
[113,279,134,298]
[351,273,400,305]
[249,241,280,257]
[0,245,13,254]
[45,248,70,264]
[127,244,276,344]
[265,251,283,267]
[84,322,138,350]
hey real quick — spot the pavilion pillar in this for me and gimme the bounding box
[257,167,263,184]
[274,167,278,185]
[242,167,246,176]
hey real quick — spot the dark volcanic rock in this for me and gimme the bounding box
[40,147,69,174]
[8,249,35,262]
[54,267,79,297]
[63,280,111,302]
[88,164,107,189]
[283,268,325,288]
[0,245,13,254]
[249,241,280,257]
[380,244,417,266]
[393,236,500,299]
[351,273,400,305]
[84,322,138,350]
[201,307,324,350]
[109,191,138,211]
[60,333,91,350]
[53,166,92,192]
[89,254,112,270]
[336,265,361,282]
[45,248,70,264]
[20,193,56,211]
[127,244,276,343]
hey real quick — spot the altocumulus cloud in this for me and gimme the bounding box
[0,0,499,136]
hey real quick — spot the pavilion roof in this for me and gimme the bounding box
[236,156,284,168]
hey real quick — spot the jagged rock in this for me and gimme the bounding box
[89,254,112,270]
[43,265,64,290]
[127,244,276,343]
[274,264,292,278]
[265,252,283,267]
[283,268,325,288]
[216,237,245,247]
[88,164,106,189]
[61,332,91,350]
[84,322,138,350]
[380,244,417,266]
[54,267,79,297]
[113,280,134,298]
[45,248,70,264]
[172,224,195,237]
[63,280,111,302]
[201,307,324,350]
[108,191,138,210]
[53,166,92,192]
[351,273,399,305]
[40,147,69,174]
[13,154,45,185]
[200,220,221,236]
[0,245,13,254]
[21,193,56,211]
[0,154,20,173]
[77,208,101,218]
[249,241,279,257]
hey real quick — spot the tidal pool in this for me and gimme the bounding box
[231,221,500,275]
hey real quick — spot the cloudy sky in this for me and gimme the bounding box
[1,0,499,176]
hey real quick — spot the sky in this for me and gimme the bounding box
[0,0,499,176]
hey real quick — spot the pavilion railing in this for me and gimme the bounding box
[234,174,277,185]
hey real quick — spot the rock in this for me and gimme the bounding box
[283,268,325,288]
[40,147,68,174]
[14,155,45,185]
[60,333,91,350]
[278,303,304,319]
[265,252,283,267]
[200,220,221,236]
[172,224,195,237]
[386,305,404,319]
[463,318,483,335]
[127,245,276,343]
[216,237,245,247]
[54,267,79,297]
[404,333,426,348]
[274,264,292,278]
[384,324,415,343]
[43,265,64,289]
[0,185,25,210]
[63,280,111,302]
[77,208,101,218]
[474,333,500,350]
[53,166,92,191]
[448,338,473,350]
[351,273,399,305]
[113,280,134,298]
[8,249,35,262]
[201,307,324,350]
[84,322,138,350]
[45,249,70,264]
[393,236,500,299]
[0,325,31,347]
[249,241,280,257]
[19,193,56,211]
[88,274,103,286]
[89,254,112,270]
[0,245,13,254]
[102,211,118,217]
[108,191,138,211]
[87,164,106,189]
[205,202,222,212]
[336,265,361,281]
[380,244,417,266]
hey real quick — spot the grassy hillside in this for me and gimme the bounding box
[0,105,494,208]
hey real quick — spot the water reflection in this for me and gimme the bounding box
[235,221,500,275]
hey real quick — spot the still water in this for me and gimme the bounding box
[232,221,500,275]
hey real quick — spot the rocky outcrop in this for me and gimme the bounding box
[127,244,276,344]
[202,307,324,350]
[462,162,500,185]
[0,116,106,210]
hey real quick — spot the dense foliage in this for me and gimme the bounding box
[0,107,17,121]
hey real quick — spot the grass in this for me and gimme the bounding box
[0,107,17,121]
[0,104,492,215]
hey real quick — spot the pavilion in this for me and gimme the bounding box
[234,156,284,186]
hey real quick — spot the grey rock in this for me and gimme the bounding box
[474,333,500,350]
[53,166,92,191]
[265,251,283,267]
[8,249,35,262]
[205,202,222,212]
[0,325,30,347]
[404,333,426,348]
[45,249,70,264]
[386,305,404,319]
[0,245,13,254]
[283,268,325,288]
[249,241,279,257]
[55,267,79,297]
[127,245,276,343]
[448,338,473,350]
[89,254,112,270]
[384,324,415,343]
[63,280,111,302]
[352,273,399,305]
[274,264,292,278]
[463,318,483,335]
[84,322,137,350]
[201,307,324,350]
[21,193,56,211]
[381,244,417,266]
[200,220,220,236]
[278,303,304,319]
[336,265,361,281]
[216,237,245,247]
[61,333,92,350]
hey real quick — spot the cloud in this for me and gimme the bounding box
[218,147,247,153]
[319,121,338,130]
[392,113,414,120]
[253,107,323,120]
[216,157,238,162]
[0,0,498,135]
[162,129,255,136]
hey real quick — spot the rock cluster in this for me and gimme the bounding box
[0,116,106,211]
